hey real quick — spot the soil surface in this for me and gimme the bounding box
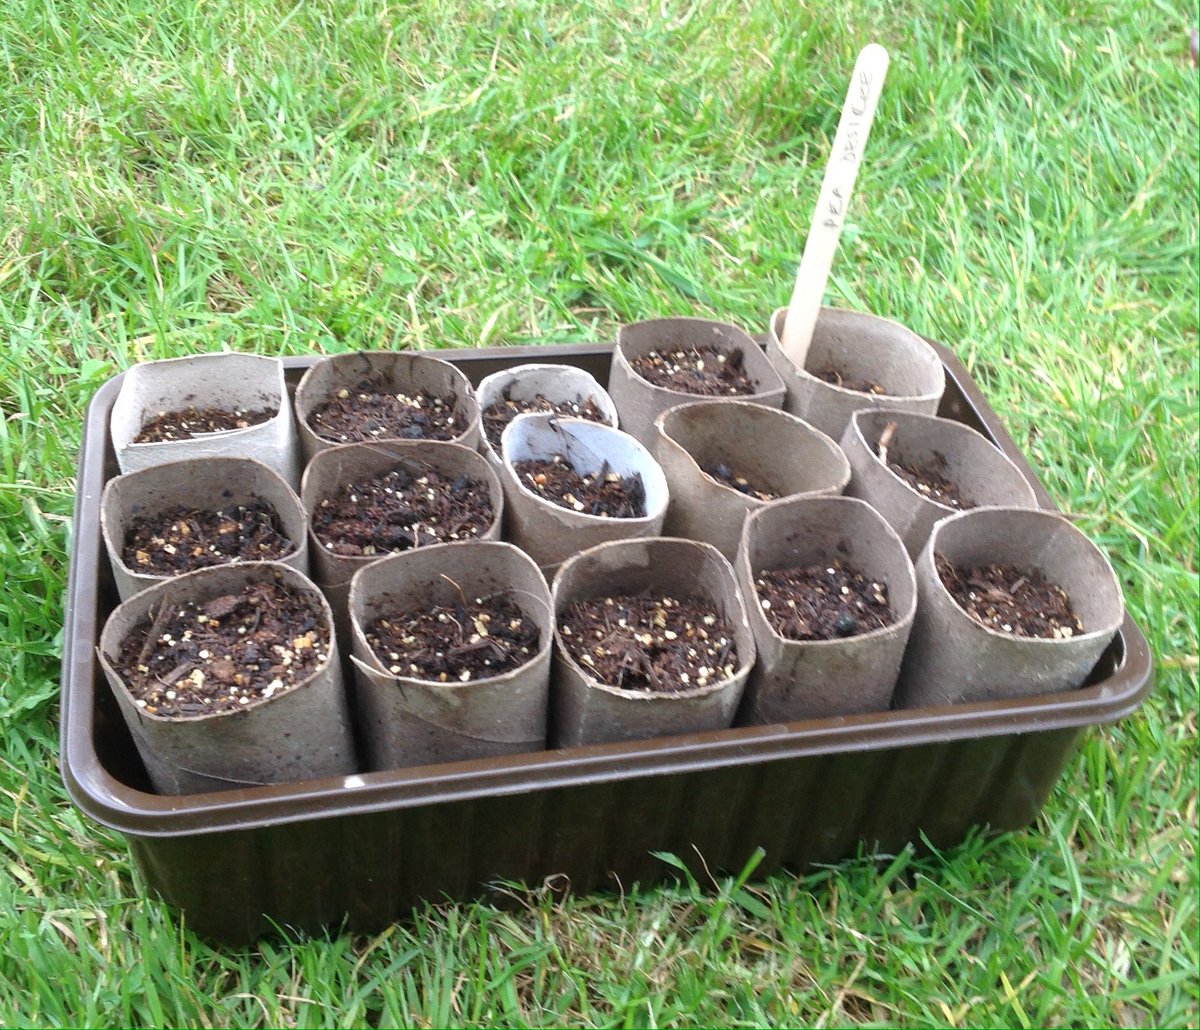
[935,556,1084,639]
[134,406,273,443]
[309,384,462,443]
[702,462,779,501]
[111,578,329,717]
[123,501,295,574]
[755,560,895,641]
[312,465,494,556]
[366,595,540,682]
[512,455,645,517]
[482,392,606,449]
[558,594,738,693]
[629,346,756,396]
[811,367,888,395]
[888,453,973,509]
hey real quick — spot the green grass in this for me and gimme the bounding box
[1,0,1196,1025]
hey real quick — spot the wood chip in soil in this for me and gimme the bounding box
[935,555,1084,639]
[111,578,329,717]
[755,560,895,641]
[123,501,295,575]
[134,406,273,443]
[482,392,605,449]
[629,346,756,396]
[558,594,738,693]
[312,465,493,556]
[513,455,645,517]
[702,462,779,501]
[367,595,540,682]
[811,366,888,395]
[309,383,462,443]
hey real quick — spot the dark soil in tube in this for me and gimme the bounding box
[123,501,294,574]
[702,462,779,501]
[310,384,462,443]
[888,455,974,509]
[935,556,1085,639]
[558,594,738,693]
[312,466,493,556]
[875,423,974,509]
[134,406,273,442]
[482,393,605,449]
[811,367,888,395]
[111,579,330,716]
[629,346,756,396]
[754,560,895,641]
[366,595,540,682]
[512,456,645,518]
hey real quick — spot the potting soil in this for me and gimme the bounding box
[558,594,737,693]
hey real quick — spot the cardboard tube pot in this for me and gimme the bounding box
[766,307,945,440]
[608,317,786,445]
[840,409,1039,559]
[736,496,917,723]
[476,363,618,471]
[301,441,503,642]
[348,542,553,771]
[294,351,482,463]
[653,400,851,562]
[550,538,756,747]
[110,353,300,486]
[101,457,310,602]
[499,414,669,576]
[894,507,1124,709]
[97,562,355,795]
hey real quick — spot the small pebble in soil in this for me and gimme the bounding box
[935,556,1084,639]
[558,594,738,693]
[123,501,295,575]
[754,560,895,641]
[366,595,540,682]
[482,392,606,449]
[111,578,328,717]
[512,455,645,518]
[311,465,493,556]
[702,462,779,501]
[134,406,273,443]
[629,346,756,396]
[309,382,462,444]
[810,367,888,395]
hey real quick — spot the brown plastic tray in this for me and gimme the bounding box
[60,340,1154,943]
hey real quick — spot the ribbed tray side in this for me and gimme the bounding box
[129,725,1083,943]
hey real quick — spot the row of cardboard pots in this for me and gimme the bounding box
[737,497,1123,717]
[107,305,950,495]
[98,499,1123,797]
[97,537,753,794]
[100,403,1042,637]
[101,386,1047,665]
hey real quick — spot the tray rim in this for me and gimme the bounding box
[59,334,1154,839]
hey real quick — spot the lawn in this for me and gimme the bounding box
[0,0,1196,1025]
